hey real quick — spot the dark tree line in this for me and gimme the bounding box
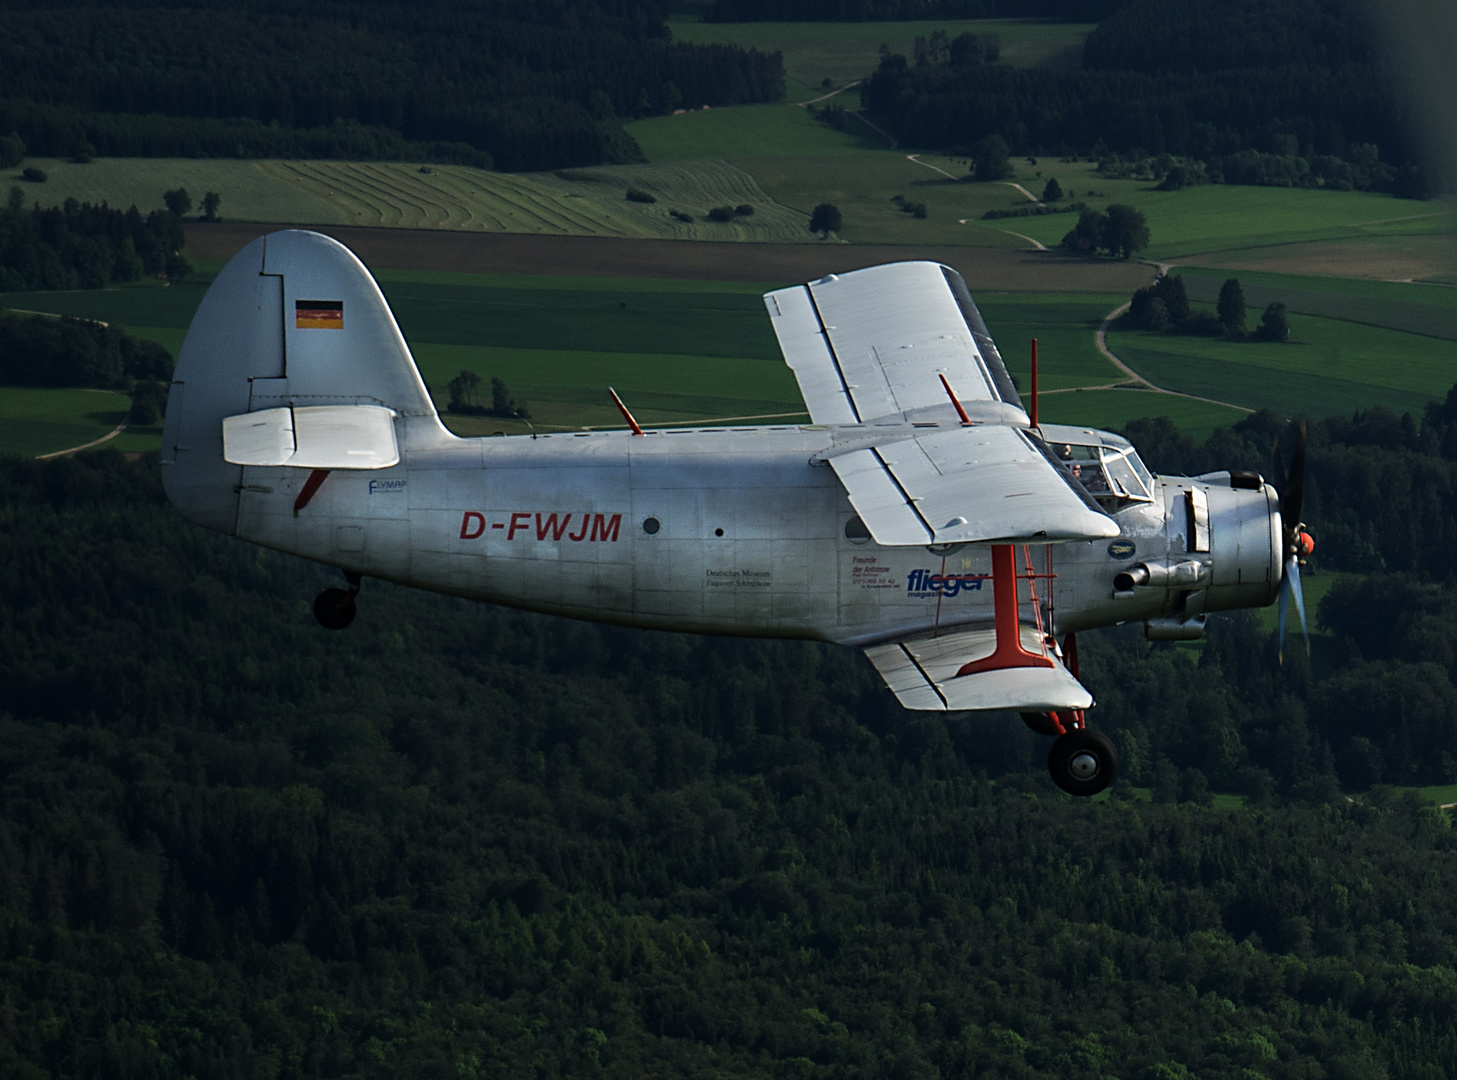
[0,186,189,290]
[707,0,1125,19]
[860,0,1422,190]
[0,0,784,172]
[0,310,172,390]
[3,449,1457,1077]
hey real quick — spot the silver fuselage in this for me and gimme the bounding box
[229,423,1283,646]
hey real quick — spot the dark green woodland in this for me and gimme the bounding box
[5,400,1457,1075]
[0,0,783,172]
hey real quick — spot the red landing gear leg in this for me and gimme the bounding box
[956,544,1054,679]
[1055,632,1086,733]
[313,572,361,631]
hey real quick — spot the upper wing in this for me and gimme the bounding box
[764,261,1023,425]
[865,625,1093,712]
[829,425,1119,546]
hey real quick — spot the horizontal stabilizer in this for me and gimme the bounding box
[865,625,1093,712]
[829,425,1118,546]
[222,405,398,469]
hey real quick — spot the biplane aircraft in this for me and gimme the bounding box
[162,230,1311,796]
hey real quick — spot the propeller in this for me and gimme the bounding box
[1274,421,1315,664]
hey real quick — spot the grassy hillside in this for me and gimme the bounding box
[6,158,814,242]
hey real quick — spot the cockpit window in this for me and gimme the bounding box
[1053,440,1154,505]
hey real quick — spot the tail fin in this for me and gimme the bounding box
[162,229,451,533]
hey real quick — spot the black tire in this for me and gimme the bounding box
[313,588,357,630]
[1048,728,1118,797]
[1020,711,1062,737]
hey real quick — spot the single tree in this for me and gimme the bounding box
[1041,177,1063,202]
[128,380,169,425]
[1217,278,1246,335]
[809,203,842,238]
[448,369,481,412]
[1060,207,1105,253]
[0,131,24,168]
[490,376,529,418]
[163,188,192,217]
[201,191,222,222]
[1256,302,1290,342]
[971,134,1012,181]
[1099,204,1150,259]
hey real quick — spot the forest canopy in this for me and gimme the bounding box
[0,0,784,171]
[3,430,1457,1076]
[858,0,1422,190]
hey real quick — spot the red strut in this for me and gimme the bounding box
[955,544,1054,678]
[1030,338,1039,429]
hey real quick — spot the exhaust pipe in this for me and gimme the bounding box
[1114,560,1209,592]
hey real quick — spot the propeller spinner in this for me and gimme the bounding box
[1275,421,1314,663]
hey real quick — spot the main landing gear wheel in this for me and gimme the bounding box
[313,573,361,631]
[313,589,357,630]
[1048,728,1119,797]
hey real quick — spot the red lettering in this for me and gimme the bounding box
[588,513,622,542]
[460,511,485,540]
[535,512,572,541]
[568,514,590,542]
[507,511,532,540]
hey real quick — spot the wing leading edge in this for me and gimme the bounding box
[828,424,1118,546]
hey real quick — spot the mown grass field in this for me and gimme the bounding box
[669,18,1095,90]
[1107,312,1457,419]
[7,158,813,242]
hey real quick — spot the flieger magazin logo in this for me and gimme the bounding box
[907,569,990,598]
[1107,539,1137,560]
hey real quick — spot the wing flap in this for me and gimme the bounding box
[865,626,1093,712]
[829,425,1118,546]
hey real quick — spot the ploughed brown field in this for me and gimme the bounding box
[186,223,1156,292]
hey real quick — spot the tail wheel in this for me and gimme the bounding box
[1048,728,1118,797]
[313,588,357,630]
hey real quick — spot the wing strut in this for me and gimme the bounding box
[955,544,1054,677]
[608,387,644,435]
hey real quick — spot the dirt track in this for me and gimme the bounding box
[185,223,1155,292]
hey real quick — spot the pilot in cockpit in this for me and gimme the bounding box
[1055,443,1111,493]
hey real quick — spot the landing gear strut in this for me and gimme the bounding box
[1021,633,1119,796]
[313,573,361,630]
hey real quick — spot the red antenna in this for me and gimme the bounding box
[608,386,644,435]
[938,373,972,425]
[1030,337,1039,428]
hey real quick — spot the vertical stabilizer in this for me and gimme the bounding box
[162,229,452,533]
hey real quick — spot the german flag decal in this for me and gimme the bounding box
[295,299,343,330]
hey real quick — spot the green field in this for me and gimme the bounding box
[669,18,1096,90]
[1173,267,1457,342]
[988,162,1457,267]
[0,387,131,458]
[4,272,1251,452]
[8,157,814,242]
[626,102,887,162]
[1108,311,1457,418]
